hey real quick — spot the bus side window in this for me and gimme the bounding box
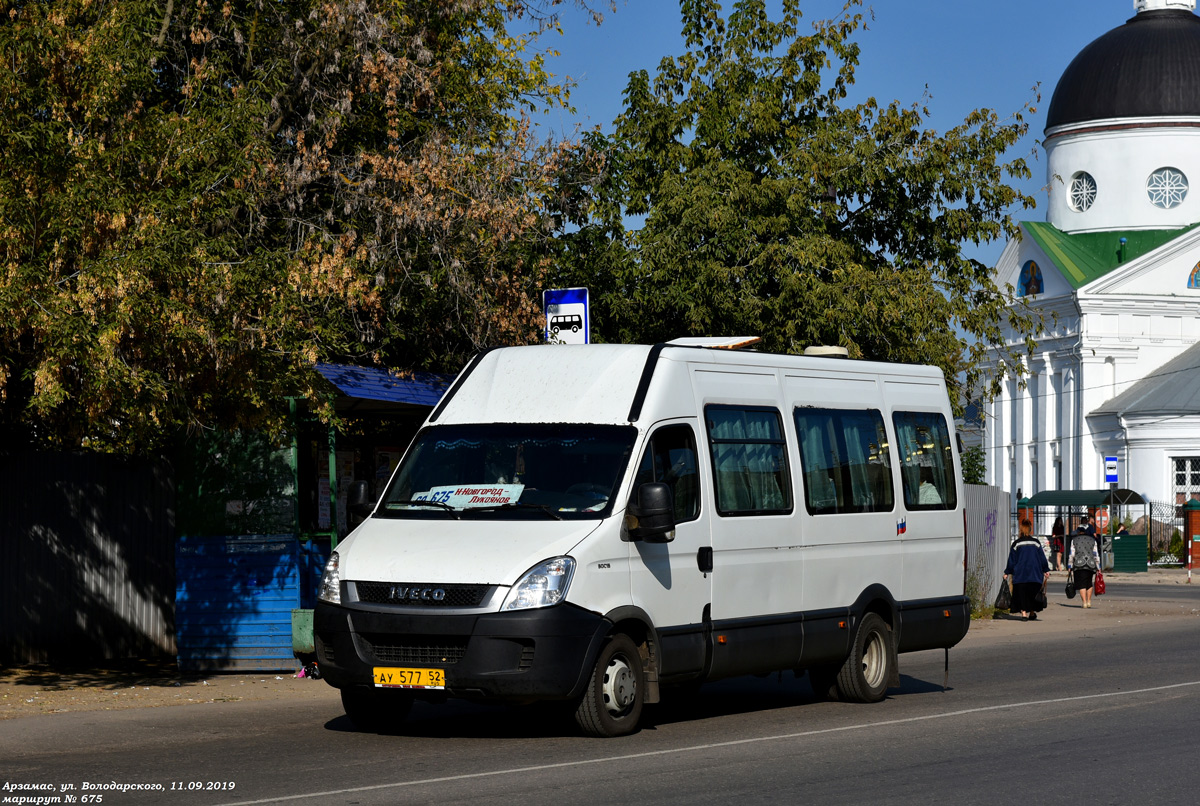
[892,411,957,511]
[634,425,700,522]
[705,406,792,516]
[795,407,893,515]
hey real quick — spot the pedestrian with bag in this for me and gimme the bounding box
[1068,523,1102,609]
[1004,520,1050,620]
[1050,516,1066,570]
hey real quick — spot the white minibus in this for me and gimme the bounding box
[314,341,969,736]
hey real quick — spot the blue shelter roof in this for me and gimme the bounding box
[315,363,454,411]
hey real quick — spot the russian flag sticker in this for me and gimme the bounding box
[897,518,907,535]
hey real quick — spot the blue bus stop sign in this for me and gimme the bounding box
[543,287,589,344]
[1105,456,1118,484]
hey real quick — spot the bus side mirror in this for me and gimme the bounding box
[626,482,676,543]
[348,480,375,519]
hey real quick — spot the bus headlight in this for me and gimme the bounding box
[501,557,575,611]
[318,552,341,604]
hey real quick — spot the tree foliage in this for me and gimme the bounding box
[961,445,986,486]
[556,0,1038,408]
[2,0,1040,452]
[0,0,600,451]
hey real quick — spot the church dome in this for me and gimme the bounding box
[1046,9,1200,130]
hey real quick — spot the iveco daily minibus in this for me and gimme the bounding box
[314,340,970,736]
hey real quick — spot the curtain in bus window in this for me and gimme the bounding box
[843,417,873,510]
[842,412,893,512]
[707,407,788,514]
[796,413,839,513]
[796,408,893,514]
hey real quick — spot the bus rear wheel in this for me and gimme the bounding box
[835,613,893,703]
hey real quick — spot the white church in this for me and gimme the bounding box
[985,0,1200,510]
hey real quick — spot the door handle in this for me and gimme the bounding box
[697,546,713,574]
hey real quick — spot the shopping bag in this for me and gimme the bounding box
[994,580,1012,610]
[1094,571,1106,596]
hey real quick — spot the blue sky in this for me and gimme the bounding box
[524,0,1140,265]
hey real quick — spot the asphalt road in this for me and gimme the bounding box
[4,592,1200,806]
[1107,580,1200,603]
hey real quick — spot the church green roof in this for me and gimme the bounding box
[1022,221,1199,289]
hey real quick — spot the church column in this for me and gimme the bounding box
[1061,360,1079,492]
[1028,366,1042,497]
[984,392,998,487]
[992,374,1011,490]
[1049,360,1064,491]
[1020,372,1034,499]
[1036,356,1056,494]
[1077,354,1099,488]
[1010,374,1023,502]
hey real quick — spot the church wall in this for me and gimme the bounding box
[977,308,1193,503]
[1046,123,1200,233]
[979,296,1083,504]
[1076,302,1198,501]
[1122,416,1200,506]
[991,295,1200,506]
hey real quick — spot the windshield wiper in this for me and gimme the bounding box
[385,499,461,518]
[468,502,564,520]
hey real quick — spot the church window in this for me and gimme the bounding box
[1018,260,1043,297]
[1174,457,1200,507]
[1189,262,1200,289]
[1147,167,1189,209]
[1068,172,1096,212]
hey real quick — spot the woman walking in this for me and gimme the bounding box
[1005,521,1050,620]
[1050,516,1066,570]
[1068,524,1102,608]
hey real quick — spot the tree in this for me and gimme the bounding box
[961,446,986,486]
[0,0,602,451]
[555,0,1038,408]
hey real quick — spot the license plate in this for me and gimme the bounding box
[373,666,446,690]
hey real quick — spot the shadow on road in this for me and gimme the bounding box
[321,671,954,740]
[0,658,189,691]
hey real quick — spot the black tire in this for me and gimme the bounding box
[340,686,414,732]
[835,613,894,703]
[807,664,840,700]
[574,634,644,737]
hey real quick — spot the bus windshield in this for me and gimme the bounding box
[377,424,638,519]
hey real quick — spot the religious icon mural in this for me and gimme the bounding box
[1018,260,1043,296]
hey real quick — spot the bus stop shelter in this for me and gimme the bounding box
[1023,488,1150,572]
[175,363,452,671]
